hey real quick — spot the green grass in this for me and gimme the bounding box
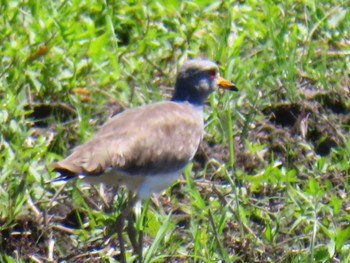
[1,0,350,262]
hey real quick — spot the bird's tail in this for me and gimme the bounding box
[49,162,79,182]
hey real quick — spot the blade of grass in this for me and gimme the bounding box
[143,212,174,263]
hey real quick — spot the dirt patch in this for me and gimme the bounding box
[0,216,47,259]
[192,88,349,176]
[234,89,349,173]
[25,103,77,128]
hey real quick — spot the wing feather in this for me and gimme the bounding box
[51,101,203,178]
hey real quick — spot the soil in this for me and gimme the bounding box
[1,85,349,262]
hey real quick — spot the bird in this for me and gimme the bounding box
[50,59,237,262]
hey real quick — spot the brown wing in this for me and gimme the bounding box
[50,101,203,178]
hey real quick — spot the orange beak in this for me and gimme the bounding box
[217,75,238,91]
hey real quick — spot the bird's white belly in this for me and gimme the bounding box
[82,170,181,199]
[137,172,181,199]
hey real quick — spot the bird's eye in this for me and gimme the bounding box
[208,70,217,79]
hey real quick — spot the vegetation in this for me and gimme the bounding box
[1,0,350,262]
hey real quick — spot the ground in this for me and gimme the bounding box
[1,1,350,262]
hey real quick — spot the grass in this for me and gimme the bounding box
[1,0,350,262]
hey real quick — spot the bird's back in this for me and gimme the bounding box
[51,101,204,179]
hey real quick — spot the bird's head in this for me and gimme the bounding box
[172,59,238,105]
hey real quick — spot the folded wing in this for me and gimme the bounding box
[50,101,203,179]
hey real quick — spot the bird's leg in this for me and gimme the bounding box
[116,206,127,263]
[138,227,143,263]
[127,208,141,262]
[126,193,143,263]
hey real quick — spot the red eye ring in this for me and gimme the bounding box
[208,70,217,79]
